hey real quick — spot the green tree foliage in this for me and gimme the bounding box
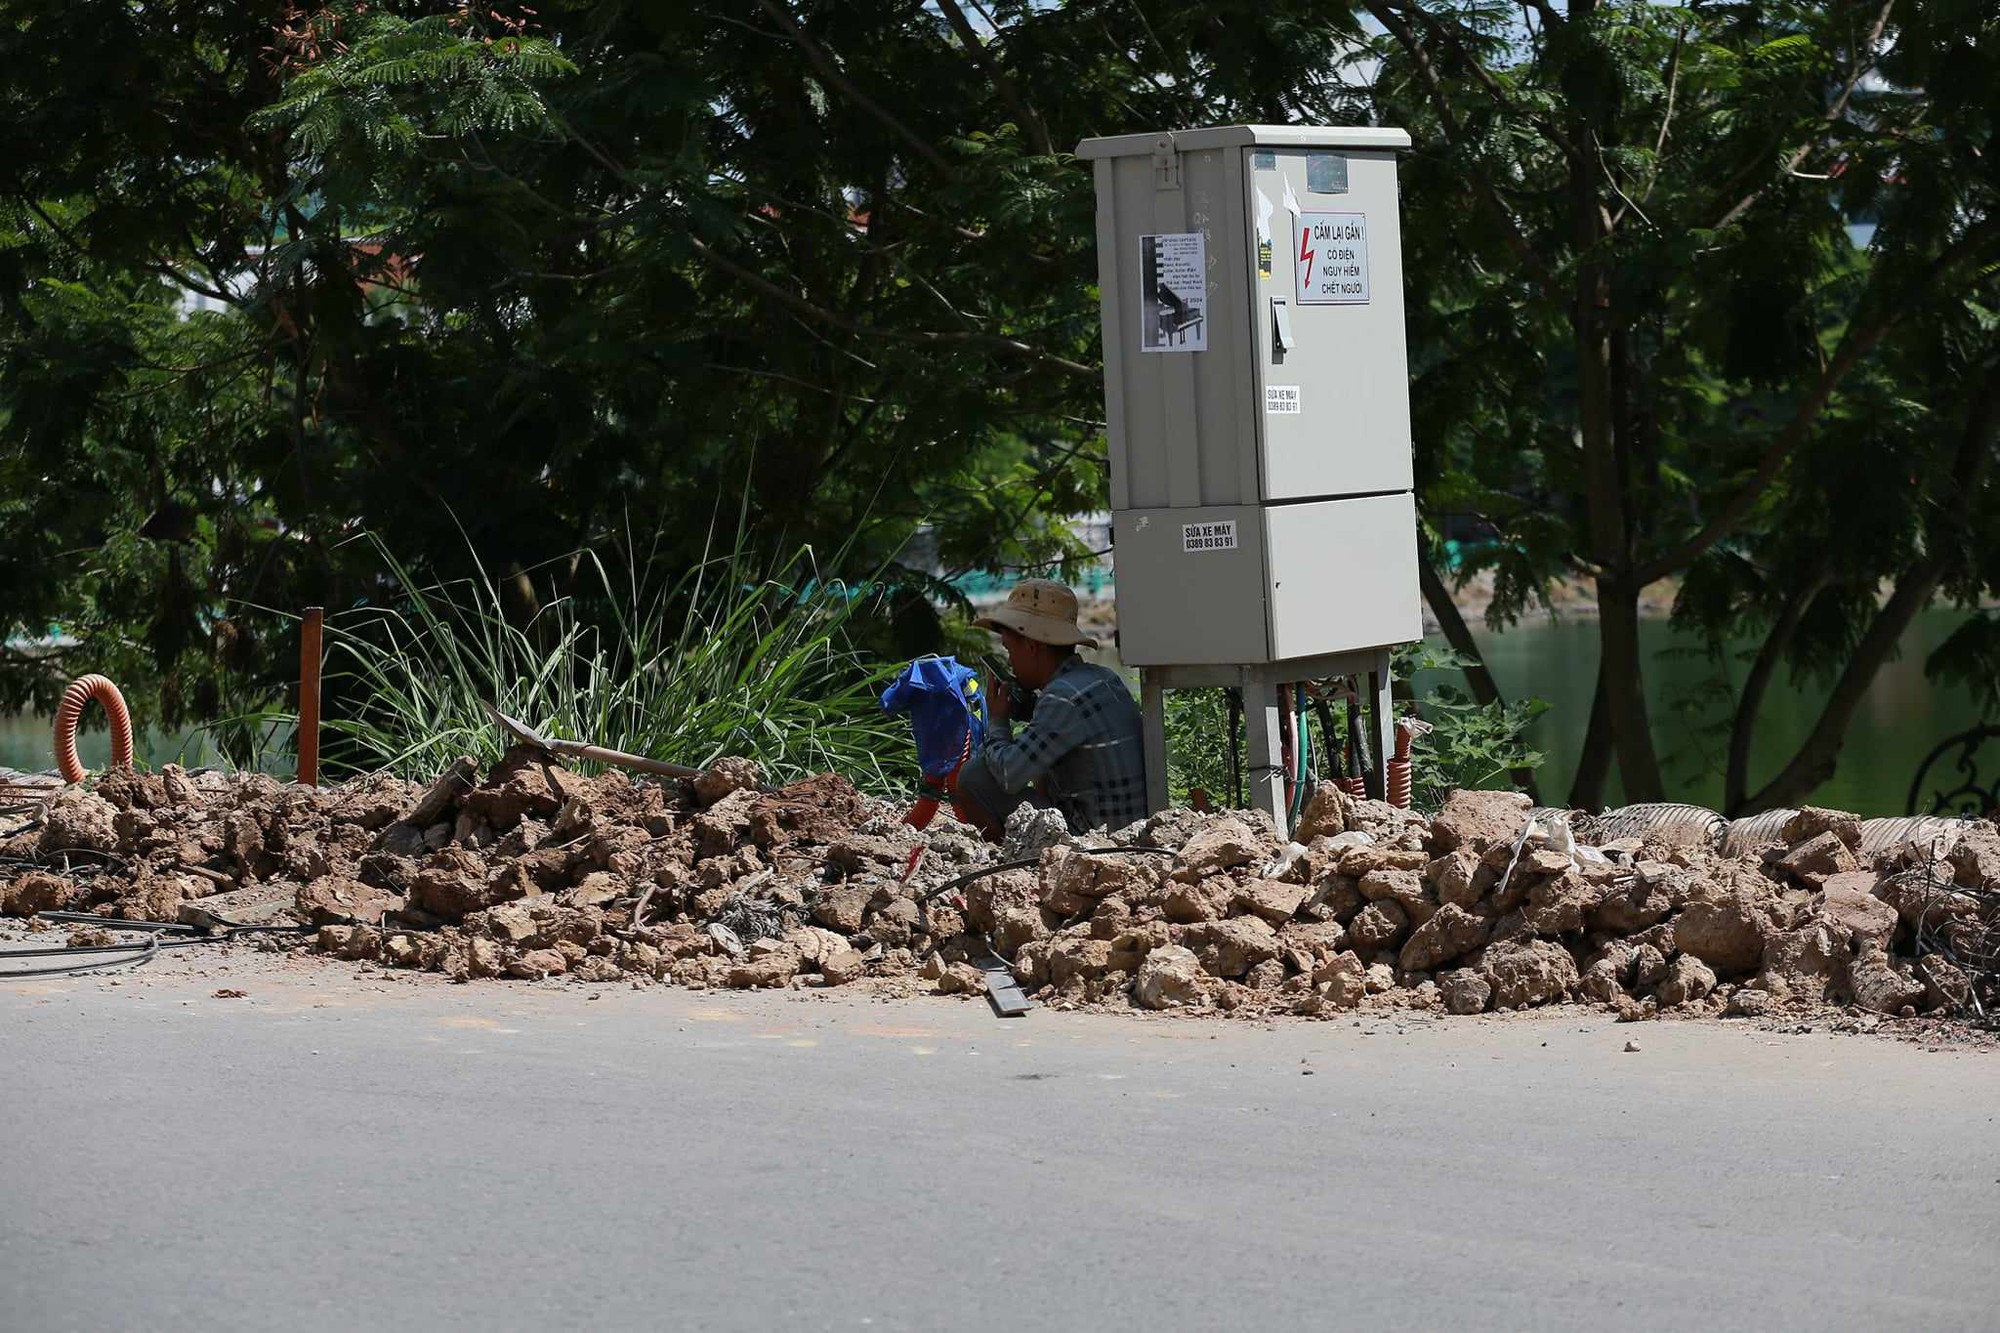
[1372,0,1999,810]
[2,0,1993,813]
[0,0,1360,744]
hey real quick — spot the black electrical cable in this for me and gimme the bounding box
[1226,688,1244,809]
[0,933,161,979]
[1310,689,1342,784]
[0,914,314,979]
[0,938,174,959]
[38,910,310,938]
[37,910,203,935]
[919,844,1173,902]
[1345,678,1374,791]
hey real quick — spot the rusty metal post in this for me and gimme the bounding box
[298,607,324,787]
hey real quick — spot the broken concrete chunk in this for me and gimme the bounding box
[1726,987,1773,1017]
[1294,783,1353,841]
[295,877,401,926]
[866,896,921,948]
[36,789,118,855]
[1357,867,1436,925]
[1194,916,1279,979]
[1843,946,1926,1014]
[1398,903,1490,973]
[1439,967,1492,1015]
[1672,882,1775,978]
[1478,936,1578,1009]
[1914,954,1970,1014]
[811,885,872,935]
[377,821,427,858]
[1945,821,2000,888]
[1344,900,1409,953]
[1313,951,1368,1010]
[1427,850,1489,907]
[1232,878,1308,925]
[1338,845,1431,878]
[1163,879,1232,925]
[1134,945,1205,1010]
[692,756,764,808]
[1755,924,1840,1005]
[820,947,868,986]
[1781,806,1862,852]
[1277,920,1348,965]
[508,948,569,980]
[1521,872,1593,936]
[1302,874,1364,924]
[1816,873,1898,950]
[1,871,84,916]
[1171,816,1266,882]
[1655,954,1716,1008]
[1776,831,1859,887]
[1631,943,1670,990]
[1427,789,1532,856]
[727,945,801,989]
[1589,872,1674,934]
[403,756,479,829]
[1579,955,1630,1006]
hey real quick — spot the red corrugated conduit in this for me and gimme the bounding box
[53,674,133,784]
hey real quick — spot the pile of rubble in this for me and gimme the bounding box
[1,752,1994,1023]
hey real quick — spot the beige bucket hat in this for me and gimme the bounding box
[973,578,1099,648]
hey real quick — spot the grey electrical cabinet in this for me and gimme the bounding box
[1077,125,1422,668]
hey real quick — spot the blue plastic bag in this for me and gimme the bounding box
[881,655,987,782]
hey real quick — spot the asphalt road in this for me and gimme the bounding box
[2,947,1995,1332]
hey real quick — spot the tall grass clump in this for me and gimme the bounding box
[317,534,916,793]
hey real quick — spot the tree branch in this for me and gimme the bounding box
[1361,0,1560,294]
[686,233,1092,376]
[1633,220,2000,584]
[1708,0,1896,233]
[752,0,952,175]
[1741,360,2000,811]
[1723,565,1828,814]
[1389,0,1579,164]
[933,0,1054,157]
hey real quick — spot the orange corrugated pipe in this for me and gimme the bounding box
[53,674,134,783]
[1386,716,1434,810]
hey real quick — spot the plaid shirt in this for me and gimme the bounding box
[981,656,1149,834]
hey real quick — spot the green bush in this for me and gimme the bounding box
[1163,687,1238,807]
[1395,643,1547,811]
[295,535,915,791]
[1158,645,1547,814]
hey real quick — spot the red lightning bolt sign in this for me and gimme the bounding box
[1297,225,1314,284]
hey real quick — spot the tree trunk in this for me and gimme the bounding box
[1569,667,1613,810]
[1742,363,2000,810]
[1739,563,1947,811]
[1723,569,1826,815]
[1565,21,1664,804]
[1417,547,1504,709]
[1596,572,1665,801]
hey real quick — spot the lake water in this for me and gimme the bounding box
[0,713,223,775]
[1447,608,1991,816]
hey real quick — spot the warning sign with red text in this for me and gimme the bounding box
[1295,212,1370,305]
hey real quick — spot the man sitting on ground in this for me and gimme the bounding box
[952,579,1148,839]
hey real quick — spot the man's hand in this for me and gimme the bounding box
[986,670,1012,723]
